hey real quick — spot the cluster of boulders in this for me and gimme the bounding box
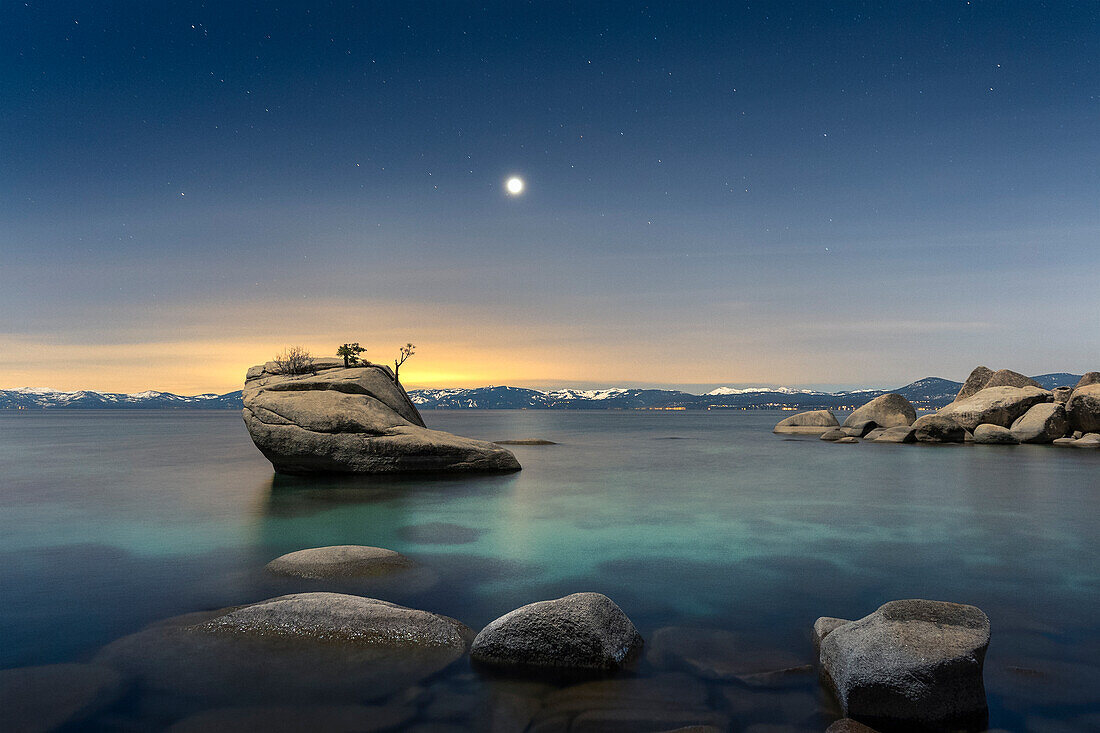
[242,359,521,474]
[1,540,999,732]
[775,367,1100,447]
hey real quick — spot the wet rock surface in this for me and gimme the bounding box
[817,599,990,729]
[471,593,643,671]
[265,545,415,579]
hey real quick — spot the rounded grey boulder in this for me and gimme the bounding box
[265,545,414,579]
[936,386,1052,431]
[911,415,965,443]
[973,424,1019,444]
[955,366,994,402]
[471,592,642,671]
[843,394,915,429]
[820,429,846,441]
[871,425,915,443]
[1066,384,1100,433]
[818,599,990,729]
[983,368,1042,390]
[94,593,473,704]
[1010,403,1068,444]
[773,410,839,434]
[242,361,519,474]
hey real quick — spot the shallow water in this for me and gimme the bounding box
[1,410,1098,731]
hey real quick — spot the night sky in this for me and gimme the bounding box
[2,2,1098,393]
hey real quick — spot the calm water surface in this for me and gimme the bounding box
[1,410,1098,731]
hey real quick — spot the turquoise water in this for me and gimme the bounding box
[1,410,1098,731]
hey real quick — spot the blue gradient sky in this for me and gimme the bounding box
[2,2,1098,393]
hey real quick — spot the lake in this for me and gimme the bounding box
[1,410,1098,731]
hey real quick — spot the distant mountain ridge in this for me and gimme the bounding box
[1,373,1082,411]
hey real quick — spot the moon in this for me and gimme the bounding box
[505,176,524,195]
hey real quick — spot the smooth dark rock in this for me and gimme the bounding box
[0,663,126,733]
[471,593,642,671]
[265,545,414,579]
[912,415,965,443]
[843,394,916,428]
[826,719,881,733]
[648,626,808,687]
[165,704,416,733]
[1066,384,1100,433]
[242,361,519,474]
[972,424,1018,445]
[812,617,850,656]
[936,386,1051,430]
[773,410,839,434]
[1010,403,1068,444]
[94,593,473,704]
[818,599,990,729]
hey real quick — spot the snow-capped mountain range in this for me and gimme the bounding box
[0,374,1081,411]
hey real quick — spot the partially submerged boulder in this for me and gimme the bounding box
[911,415,965,443]
[1073,433,1100,448]
[817,599,990,729]
[841,420,879,437]
[265,546,414,579]
[820,428,846,441]
[973,424,1018,445]
[871,425,915,443]
[647,626,810,687]
[94,593,473,704]
[936,386,1051,431]
[773,410,839,434]
[243,360,519,474]
[843,394,915,429]
[1010,403,1068,444]
[1066,384,1100,433]
[470,593,642,671]
[0,663,126,733]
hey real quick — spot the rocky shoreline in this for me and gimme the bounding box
[1,543,1002,732]
[776,367,1100,447]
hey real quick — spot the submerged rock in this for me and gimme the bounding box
[0,663,126,733]
[911,415,965,443]
[773,410,839,434]
[1010,403,1068,444]
[165,704,416,733]
[648,626,810,687]
[817,599,990,729]
[973,424,1019,445]
[493,439,558,445]
[834,436,859,444]
[843,394,916,429]
[471,593,642,671]
[1066,384,1100,433]
[94,593,472,704]
[242,360,519,474]
[265,545,414,579]
[936,386,1051,431]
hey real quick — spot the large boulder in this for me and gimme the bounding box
[243,360,519,474]
[936,386,1051,431]
[1075,372,1100,389]
[0,663,126,733]
[470,593,642,671]
[972,424,1018,445]
[817,599,990,729]
[954,366,994,402]
[843,394,916,429]
[911,415,965,443]
[773,410,839,434]
[1010,403,1068,444]
[984,369,1042,390]
[94,593,473,704]
[265,545,414,579]
[1066,384,1100,433]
